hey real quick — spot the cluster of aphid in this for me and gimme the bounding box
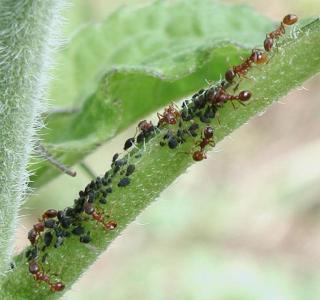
[26,155,136,291]
[24,14,297,292]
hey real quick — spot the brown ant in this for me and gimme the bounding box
[212,86,252,107]
[27,209,58,245]
[157,104,181,126]
[137,120,154,133]
[264,14,298,51]
[28,260,65,292]
[192,126,215,161]
[41,209,58,221]
[225,49,268,83]
[84,202,117,231]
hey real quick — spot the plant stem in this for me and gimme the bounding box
[0,0,66,275]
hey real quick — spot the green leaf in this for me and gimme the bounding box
[32,0,273,187]
[2,15,319,299]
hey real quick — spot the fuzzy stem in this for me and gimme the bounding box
[0,0,66,275]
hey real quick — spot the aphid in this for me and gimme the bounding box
[112,153,119,163]
[123,137,135,151]
[118,177,130,187]
[126,164,136,176]
[43,232,53,247]
[114,158,127,168]
[168,137,179,149]
[44,219,56,229]
[264,14,298,51]
[157,104,181,126]
[105,187,112,194]
[212,87,252,107]
[225,49,268,83]
[80,234,91,244]
[188,123,199,137]
[72,226,85,236]
[181,109,194,122]
[99,197,107,204]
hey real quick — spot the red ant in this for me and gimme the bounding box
[212,86,252,107]
[42,209,58,221]
[84,202,117,231]
[192,126,215,161]
[157,104,181,126]
[225,49,268,83]
[264,14,298,51]
[137,120,154,133]
[27,209,58,245]
[29,260,65,292]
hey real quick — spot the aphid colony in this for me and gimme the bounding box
[24,14,297,292]
[26,157,136,291]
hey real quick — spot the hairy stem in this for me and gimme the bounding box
[0,0,66,275]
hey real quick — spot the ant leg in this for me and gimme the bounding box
[233,82,240,92]
[230,100,237,110]
[215,111,221,126]
[238,101,247,107]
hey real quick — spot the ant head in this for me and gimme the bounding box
[138,120,147,129]
[239,91,252,102]
[251,50,268,64]
[167,114,177,125]
[225,69,236,83]
[28,261,39,274]
[283,14,298,25]
[203,126,214,139]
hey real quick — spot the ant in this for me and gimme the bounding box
[137,120,154,134]
[211,86,252,108]
[264,14,298,51]
[28,260,65,292]
[41,209,58,221]
[84,202,117,231]
[27,209,59,245]
[225,49,268,83]
[136,120,156,144]
[192,127,215,162]
[157,104,181,126]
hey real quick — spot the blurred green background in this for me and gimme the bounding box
[17,0,320,299]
